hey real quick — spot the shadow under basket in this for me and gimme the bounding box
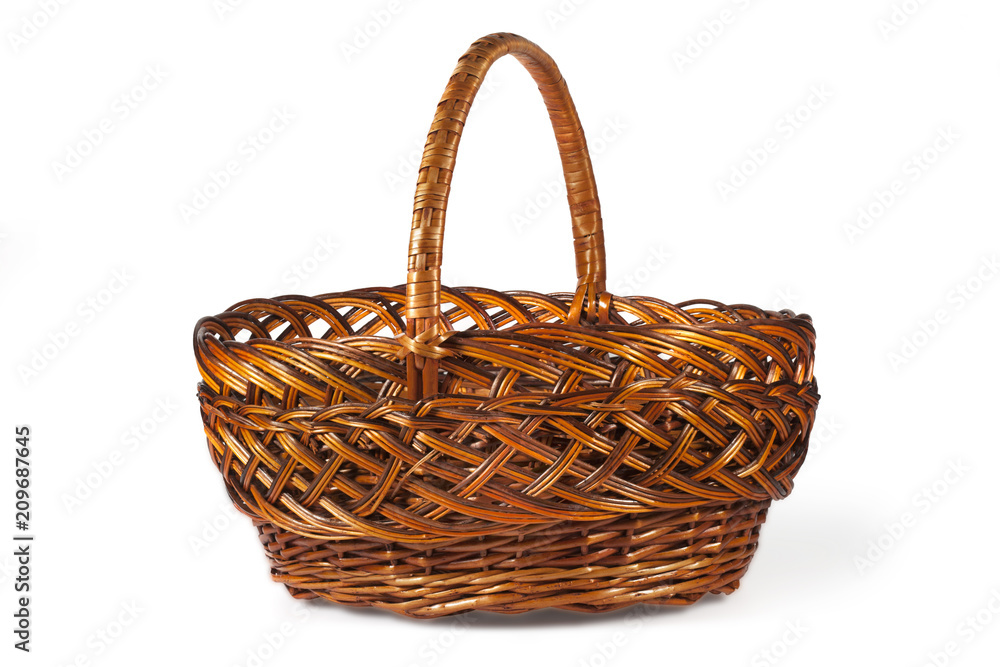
[193,32,819,619]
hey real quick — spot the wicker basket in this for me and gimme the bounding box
[193,32,819,618]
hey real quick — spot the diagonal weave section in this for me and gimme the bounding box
[194,287,818,616]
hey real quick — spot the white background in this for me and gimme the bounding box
[2,1,999,665]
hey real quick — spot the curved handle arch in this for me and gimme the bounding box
[403,32,608,398]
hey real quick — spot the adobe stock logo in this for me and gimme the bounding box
[715,85,832,201]
[61,398,178,513]
[213,0,249,20]
[544,0,591,30]
[178,107,295,223]
[338,0,416,63]
[877,0,932,40]
[854,460,969,574]
[7,0,73,53]
[231,607,311,667]
[917,589,1000,667]
[843,126,959,244]
[55,601,144,666]
[611,245,671,295]
[51,65,168,182]
[17,268,135,384]
[887,255,997,371]
[750,620,808,667]
[671,0,757,72]
[270,235,340,294]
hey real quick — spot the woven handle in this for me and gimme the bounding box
[402,32,607,399]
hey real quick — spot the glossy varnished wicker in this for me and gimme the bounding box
[193,32,820,618]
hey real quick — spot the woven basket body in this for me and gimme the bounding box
[194,33,819,618]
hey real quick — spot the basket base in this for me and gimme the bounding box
[252,500,770,618]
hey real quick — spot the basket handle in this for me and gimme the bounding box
[402,32,607,399]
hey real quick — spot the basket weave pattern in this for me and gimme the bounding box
[194,33,819,618]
